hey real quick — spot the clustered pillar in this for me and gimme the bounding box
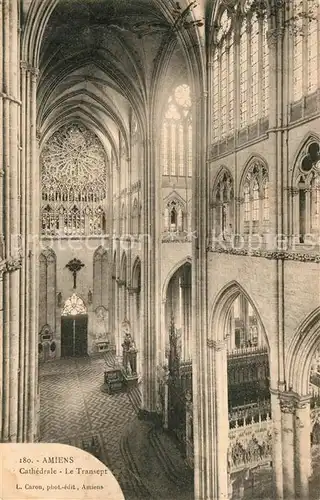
[0,0,39,442]
[272,391,312,500]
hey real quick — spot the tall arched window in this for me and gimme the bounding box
[241,160,269,234]
[164,198,185,233]
[132,198,139,236]
[161,84,192,177]
[39,249,56,332]
[212,2,269,142]
[93,247,108,309]
[212,170,234,238]
[293,140,320,243]
[41,123,107,236]
[292,0,319,103]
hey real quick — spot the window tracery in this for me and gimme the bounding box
[41,123,107,236]
[164,198,185,233]
[161,84,192,177]
[212,2,269,142]
[241,160,269,234]
[212,170,234,238]
[293,141,320,243]
[61,294,87,316]
[292,0,319,102]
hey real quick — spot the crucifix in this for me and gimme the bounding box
[66,258,84,289]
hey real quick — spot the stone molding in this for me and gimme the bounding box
[207,338,227,351]
[211,247,320,263]
[279,392,311,414]
[6,256,22,272]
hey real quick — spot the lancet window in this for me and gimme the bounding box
[164,198,185,233]
[212,1,269,142]
[41,123,107,236]
[212,170,234,239]
[294,140,320,243]
[241,160,269,234]
[291,0,319,102]
[161,84,192,177]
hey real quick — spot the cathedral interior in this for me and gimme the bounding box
[0,0,320,498]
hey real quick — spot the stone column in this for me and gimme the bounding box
[270,390,284,499]
[280,395,296,499]
[192,89,208,500]
[140,131,158,417]
[213,339,229,499]
[294,396,311,500]
[2,0,22,443]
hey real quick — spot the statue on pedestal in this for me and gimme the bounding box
[121,320,138,376]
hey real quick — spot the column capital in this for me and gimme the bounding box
[116,279,126,287]
[279,391,311,413]
[207,338,227,351]
[6,255,22,272]
[267,27,285,47]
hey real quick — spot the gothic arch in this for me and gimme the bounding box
[39,248,57,332]
[93,246,108,309]
[239,154,269,194]
[120,252,127,283]
[209,280,269,349]
[286,307,320,395]
[162,256,192,302]
[131,257,141,290]
[291,133,320,184]
[212,166,233,192]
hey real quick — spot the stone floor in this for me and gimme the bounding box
[39,354,194,500]
[39,355,320,500]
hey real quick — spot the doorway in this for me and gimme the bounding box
[61,294,88,357]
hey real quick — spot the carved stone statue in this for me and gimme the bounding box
[57,292,62,307]
[122,331,138,376]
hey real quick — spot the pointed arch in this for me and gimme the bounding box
[162,256,192,302]
[239,154,269,193]
[209,280,269,350]
[239,156,269,234]
[93,246,108,309]
[131,257,141,290]
[39,248,56,332]
[286,307,320,395]
[120,251,127,283]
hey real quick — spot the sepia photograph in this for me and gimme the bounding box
[0,0,320,498]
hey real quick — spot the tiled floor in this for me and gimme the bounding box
[40,355,320,500]
[39,355,193,499]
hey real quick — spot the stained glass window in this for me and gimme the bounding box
[308,16,318,93]
[292,0,319,102]
[240,20,248,129]
[250,14,259,123]
[263,182,269,221]
[212,4,269,141]
[62,294,87,316]
[41,123,107,236]
[252,180,260,221]
[161,85,192,176]
[244,184,250,222]
[212,171,234,236]
[242,161,269,233]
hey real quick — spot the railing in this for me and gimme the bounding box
[229,401,271,428]
[228,345,268,358]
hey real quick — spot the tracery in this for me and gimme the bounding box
[212,1,269,142]
[161,84,192,177]
[41,123,107,236]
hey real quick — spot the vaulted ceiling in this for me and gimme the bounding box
[35,0,196,158]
